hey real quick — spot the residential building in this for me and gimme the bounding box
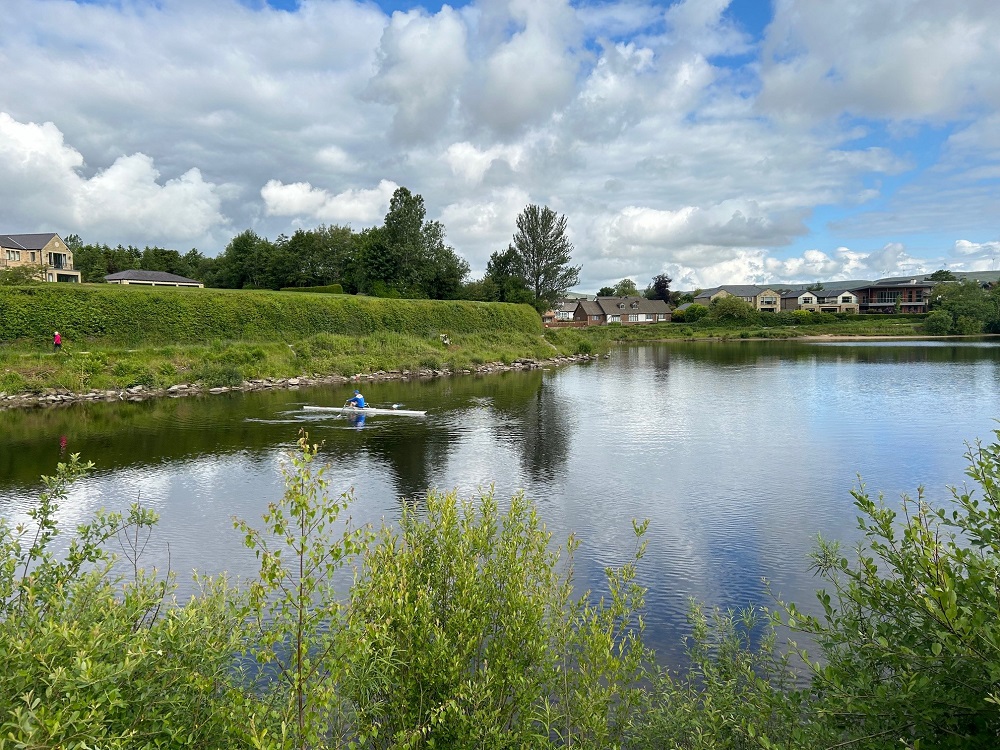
[104,270,204,288]
[780,289,818,311]
[0,233,81,282]
[814,289,859,314]
[851,278,932,314]
[694,285,781,312]
[572,296,671,325]
[781,288,859,313]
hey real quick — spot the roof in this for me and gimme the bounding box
[0,233,59,250]
[578,300,604,316]
[781,289,815,299]
[594,296,671,314]
[695,285,779,299]
[105,269,201,284]
[816,289,856,298]
[851,278,934,291]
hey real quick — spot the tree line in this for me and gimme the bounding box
[60,188,582,312]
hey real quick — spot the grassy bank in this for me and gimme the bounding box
[0,285,541,345]
[0,284,938,396]
[0,285,563,394]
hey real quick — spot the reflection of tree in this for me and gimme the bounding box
[487,372,572,484]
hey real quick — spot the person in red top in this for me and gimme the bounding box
[53,331,62,351]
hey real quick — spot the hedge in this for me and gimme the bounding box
[279,284,345,295]
[0,286,541,346]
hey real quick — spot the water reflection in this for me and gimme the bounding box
[3,339,1000,665]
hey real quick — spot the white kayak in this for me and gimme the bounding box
[304,405,427,417]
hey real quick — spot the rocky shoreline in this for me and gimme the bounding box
[0,353,603,411]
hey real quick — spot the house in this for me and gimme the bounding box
[572,296,671,325]
[781,288,859,313]
[694,285,781,312]
[851,278,932,314]
[781,289,818,311]
[105,270,204,288]
[0,233,81,282]
[814,289,859,314]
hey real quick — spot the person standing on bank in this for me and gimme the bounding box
[53,331,62,351]
[346,389,366,408]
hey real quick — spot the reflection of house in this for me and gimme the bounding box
[573,296,671,325]
[0,233,82,282]
[105,270,204,288]
[694,285,781,312]
[852,278,932,314]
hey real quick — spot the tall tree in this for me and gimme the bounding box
[510,204,580,309]
[597,286,615,297]
[483,247,533,304]
[613,278,639,297]
[646,273,672,302]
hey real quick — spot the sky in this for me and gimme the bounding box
[1,0,999,292]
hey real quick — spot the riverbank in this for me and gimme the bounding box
[0,352,601,411]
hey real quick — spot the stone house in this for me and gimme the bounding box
[0,233,81,282]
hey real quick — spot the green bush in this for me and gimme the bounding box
[0,456,247,748]
[279,284,345,294]
[924,309,953,335]
[0,286,541,347]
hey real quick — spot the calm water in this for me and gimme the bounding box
[3,339,1000,662]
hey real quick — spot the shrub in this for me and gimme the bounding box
[346,488,650,748]
[0,456,246,748]
[783,433,1000,748]
[924,309,953,335]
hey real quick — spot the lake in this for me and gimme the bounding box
[3,338,1000,663]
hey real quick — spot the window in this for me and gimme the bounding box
[841,296,852,304]
[609,314,621,322]
[6,250,20,261]
[802,296,814,304]
[876,290,898,303]
[631,301,639,309]
[590,315,600,321]
[618,303,625,309]
[628,314,639,322]
[645,314,653,321]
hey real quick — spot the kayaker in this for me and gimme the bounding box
[346,389,366,408]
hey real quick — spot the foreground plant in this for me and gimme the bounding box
[345,487,650,749]
[0,455,247,749]
[235,431,371,749]
[784,434,1000,749]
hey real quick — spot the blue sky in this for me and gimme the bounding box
[1,0,998,290]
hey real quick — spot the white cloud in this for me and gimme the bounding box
[951,240,1000,271]
[0,0,997,286]
[366,6,470,142]
[759,0,1000,122]
[0,113,225,243]
[261,178,399,225]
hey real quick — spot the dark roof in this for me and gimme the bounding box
[594,296,671,314]
[105,269,201,284]
[781,289,815,299]
[694,285,779,299]
[578,300,604,316]
[816,289,856,299]
[0,233,59,250]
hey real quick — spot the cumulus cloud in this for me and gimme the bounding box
[261,179,399,225]
[759,0,1000,122]
[0,0,998,285]
[366,6,470,142]
[951,240,1000,271]
[0,112,224,243]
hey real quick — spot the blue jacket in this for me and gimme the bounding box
[347,394,366,408]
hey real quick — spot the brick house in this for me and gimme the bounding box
[694,285,781,312]
[573,296,671,325]
[0,233,81,282]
